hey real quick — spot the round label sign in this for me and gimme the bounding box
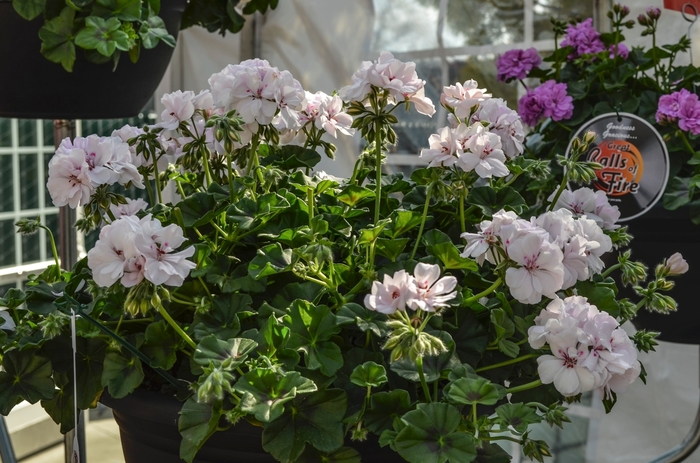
[565,112,669,222]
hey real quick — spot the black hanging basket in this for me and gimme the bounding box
[101,388,404,463]
[624,206,700,344]
[0,0,187,120]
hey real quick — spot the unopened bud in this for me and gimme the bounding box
[664,252,689,276]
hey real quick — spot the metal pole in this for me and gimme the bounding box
[0,416,17,463]
[53,120,86,463]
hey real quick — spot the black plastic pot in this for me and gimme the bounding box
[623,206,700,344]
[101,388,404,463]
[0,0,187,120]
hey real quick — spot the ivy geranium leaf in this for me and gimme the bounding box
[386,210,424,238]
[375,238,409,262]
[467,186,527,215]
[233,369,317,422]
[41,372,75,433]
[495,403,542,434]
[180,191,225,228]
[297,446,361,463]
[337,185,374,207]
[284,300,343,376]
[475,441,512,463]
[422,230,478,271]
[12,0,46,20]
[336,303,388,337]
[193,335,257,370]
[0,349,54,415]
[75,16,131,57]
[101,349,144,399]
[38,7,78,71]
[350,361,388,388]
[142,320,183,370]
[138,15,176,49]
[95,0,142,21]
[178,398,222,463]
[262,389,347,462]
[363,390,412,434]
[192,293,252,341]
[444,376,506,406]
[248,243,293,279]
[395,403,477,463]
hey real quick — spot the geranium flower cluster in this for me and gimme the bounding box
[47,135,144,208]
[461,202,615,304]
[560,18,606,58]
[549,187,621,230]
[87,215,195,288]
[339,51,435,116]
[528,296,641,397]
[420,87,525,177]
[364,263,457,314]
[518,80,574,127]
[495,48,542,82]
[656,88,700,135]
[280,90,355,144]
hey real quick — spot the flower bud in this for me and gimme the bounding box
[638,14,648,26]
[665,252,689,276]
[647,7,661,19]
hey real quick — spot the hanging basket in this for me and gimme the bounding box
[101,388,404,463]
[0,0,187,120]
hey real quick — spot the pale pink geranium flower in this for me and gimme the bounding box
[407,263,457,312]
[441,80,492,119]
[472,98,525,158]
[273,70,306,130]
[112,125,145,167]
[364,270,414,314]
[457,125,509,178]
[317,94,355,138]
[109,198,148,219]
[419,126,458,168]
[537,327,598,397]
[550,188,620,230]
[46,148,93,208]
[528,295,599,349]
[68,135,119,186]
[159,90,196,130]
[505,232,564,304]
[87,217,145,288]
[573,217,612,274]
[192,90,214,111]
[665,252,689,276]
[135,216,196,287]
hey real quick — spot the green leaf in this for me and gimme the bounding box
[451,311,489,365]
[192,293,251,341]
[387,210,426,238]
[350,361,387,388]
[233,370,317,422]
[663,177,692,210]
[445,376,506,406]
[178,398,221,463]
[142,320,183,370]
[139,15,176,49]
[395,403,477,463]
[193,335,257,370]
[41,373,75,433]
[575,280,619,317]
[248,243,293,279]
[262,389,347,462]
[490,308,515,343]
[358,218,392,245]
[495,403,542,434]
[262,145,322,169]
[284,301,343,376]
[12,0,46,20]
[75,16,130,57]
[337,185,374,207]
[0,350,54,415]
[101,349,144,399]
[391,331,460,382]
[375,238,409,262]
[467,186,527,215]
[297,446,361,463]
[475,442,512,463]
[364,390,412,434]
[180,191,226,228]
[336,303,388,337]
[425,240,478,271]
[24,281,63,315]
[95,0,142,21]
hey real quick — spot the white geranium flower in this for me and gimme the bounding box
[419,126,458,168]
[112,125,145,167]
[231,67,279,125]
[505,232,564,304]
[550,188,620,230]
[109,198,148,219]
[594,190,620,230]
[457,125,509,178]
[159,90,196,130]
[364,270,414,314]
[561,236,590,289]
[317,94,355,138]
[46,147,93,208]
[134,216,196,287]
[407,263,457,312]
[472,98,524,158]
[192,90,214,111]
[87,217,145,288]
[537,327,598,397]
[574,217,612,274]
[441,80,491,118]
[665,252,689,276]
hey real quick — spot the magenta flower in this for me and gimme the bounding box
[496,48,542,82]
[608,43,629,59]
[678,94,700,135]
[518,80,574,127]
[656,89,693,123]
[561,18,605,58]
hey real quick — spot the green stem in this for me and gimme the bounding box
[679,130,698,157]
[475,353,539,373]
[459,187,466,234]
[501,171,522,188]
[154,300,197,350]
[152,153,163,204]
[307,188,315,227]
[373,119,383,225]
[201,146,214,187]
[350,156,364,185]
[410,183,433,260]
[464,278,503,304]
[226,152,236,202]
[601,263,621,279]
[506,379,542,395]
[40,225,60,271]
[415,355,432,403]
[144,175,155,205]
[472,402,477,432]
[548,175,569,212]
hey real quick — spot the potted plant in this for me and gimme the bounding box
[0,0,278,119]
[0,52,683,462]
[495,4,700,343]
